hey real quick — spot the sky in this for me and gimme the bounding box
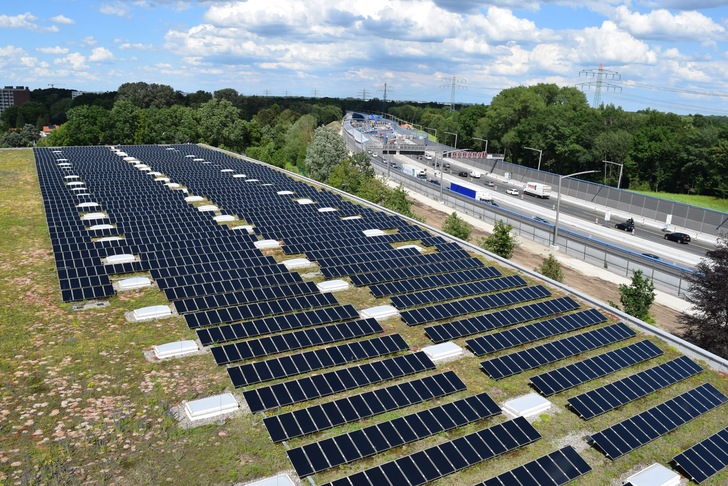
[2,1,728,115]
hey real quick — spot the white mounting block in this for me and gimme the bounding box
[185,393,238,421]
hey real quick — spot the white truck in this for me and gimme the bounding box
[523,182,552,199]
[476,191,492,203]
[402,163,427,179]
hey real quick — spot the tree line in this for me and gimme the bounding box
[2,81,728,198]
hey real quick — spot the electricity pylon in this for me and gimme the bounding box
[577,64,621,108]
[440,75,466,111]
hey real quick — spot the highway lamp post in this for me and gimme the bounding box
[439,151,444,200]
[552,170,599,248]
[444,131,458,151]
[424,126,437,140]
[524,147,543,172]
[602,160,624,189]
[472,137,488,171]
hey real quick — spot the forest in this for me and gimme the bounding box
[2,81,728,198]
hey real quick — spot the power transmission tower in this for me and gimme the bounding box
[360,89,369,101]
[378,83,392,103]
[577,64,621,108]
[311,89,319,98]
[440,75,466,111]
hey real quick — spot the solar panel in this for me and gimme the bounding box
[466,308,607,356]
[390,275,527,309]
[369,266,502,298]
[589,383,727,460]
[243,351,436,413]
[568,356,703,420]
[401,285,552,326]
[196,305,360,345]
[209,318,381,362]
[481,322,636,380]
[476,446,592,486]
[264,371,466,442]
[529,340,664,396]
[424,296,581,343]
[322,416,541,486]
[672,426,728,484]
[227,334,410,386]
[287,391,502,477]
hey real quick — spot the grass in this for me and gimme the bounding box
[629,190,728,213]
[1,147,726,485]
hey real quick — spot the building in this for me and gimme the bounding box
[0,85,31,118]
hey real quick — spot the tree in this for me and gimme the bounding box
[678,236,728,358]
[304,126,347,182]
[480,220,517,258]
[442,212,472,241]
[535,254,564,282]
[618,269,655,322]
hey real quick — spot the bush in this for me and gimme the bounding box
[442,212,472,241]
[480,220,517,259]
[535,253,564,282]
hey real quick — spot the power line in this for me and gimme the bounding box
[577,64,622,107]
[359,89,369,101]
[440,75,466,111]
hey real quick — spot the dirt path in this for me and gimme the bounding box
[410,199,684,335]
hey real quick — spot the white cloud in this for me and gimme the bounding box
[89,47,114,62]
[100,3,131,17]
[529,43,573,74]
[612,6,725,41]
[55,52,88,70]
[0,12,58,32]
[36,46,70,55]
[83,36,97,46]
[118,42,154,51]
[50,15,75,25]
[571,21,657,65]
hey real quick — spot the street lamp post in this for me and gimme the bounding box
[602,160,624,189]
[524,147,543,172]
[424,127,437,139]
[473,137,488,171]
[552,170,599,248]
[444,131,458,160]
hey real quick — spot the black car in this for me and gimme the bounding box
[664,232,691,244]
[615,222,635,231]
[532,216,549,224]
[642,253,661,260]
[458,171,468,177]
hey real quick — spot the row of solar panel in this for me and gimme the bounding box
[314,246,421,268]
[369,266,502,298]
[183,292,340,329]
[306,242,413,262]
[211,318,381,364]
[264,371,466,443]
[401,285,552,326]
[476,446,592,486]
[424,296,581,343]
[351,258,485,288]
[243,351,436,413]
[163,273,303,300]
[151,258,280,280]
[481,322,636,380]
[323,416,541,486]
[173,281,320,314]
[287,391,502,477]
[465,308,608,356]
[227,334,409,386]
[589,383,727,460]
[196,304,360,346]
[672,426,728,484]
[530,340,664,396]
[568,356,703,420]
[391,275,527,310]
[282,234,447,257]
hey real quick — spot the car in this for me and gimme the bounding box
[506,188,519,195]
[664,232,691,244]
[458,171,468,177]
[389,162,398,168]
[615,222,635,231]
[371,153,377,158]
[485,200,499,207]
[532,216,549,224]
[428,179,441,186]
[470,171,481,178]
[642,253,661,260]
[484,180,495,187]
[443,163,451,169]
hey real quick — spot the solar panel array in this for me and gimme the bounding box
[530,340,664,396]
[481,322,636,380]
[466,308,607,356]
[227,334,410,386]
[424,296,581,343]
[400,285,552,326]
[567,356,703,420]
[324,416,542,486]
[287,391,502,477]
[589,383,727,460]
[264,371,466,443]
[33,145,727,485]
[476,446,592,486]
[672,426,728,484]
